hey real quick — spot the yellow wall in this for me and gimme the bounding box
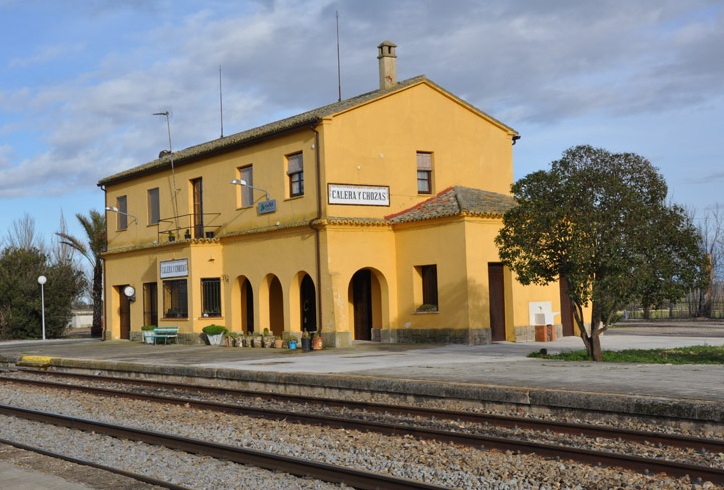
[102,79,564,345]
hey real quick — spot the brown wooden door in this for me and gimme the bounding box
[487,263,506,341]
[352,270,372,341]
[559,277,575,336]
[119,288,131,340]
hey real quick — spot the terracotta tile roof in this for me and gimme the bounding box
[385,186,515,224]
[98,76,516,187]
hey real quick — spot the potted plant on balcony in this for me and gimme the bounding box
[184,229,191,240]
[141,325,156,344]
[168,231,175,242]
[202,324,227,346]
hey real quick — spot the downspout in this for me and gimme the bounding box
[100,184,108,341]
[309,125,323,333]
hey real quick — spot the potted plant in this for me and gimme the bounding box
[274,335,284,349]
[202,324,227,346]
[312,331,323,350]
[262,328,274,348]
[168,231,175,242]
[286,334,298,350]
[141,325,156,344]
[184,229,191,240]
[226,331,239,347]
[301,330,311,352]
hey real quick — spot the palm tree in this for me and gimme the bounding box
[57,210,106,337]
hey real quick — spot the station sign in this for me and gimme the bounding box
[160,258,188,279]
[328,184,390,206]
[258,199,277,215]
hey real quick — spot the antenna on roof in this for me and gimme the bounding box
[153,110,180,229]
[219,65,224,138]
[336,10,342,102]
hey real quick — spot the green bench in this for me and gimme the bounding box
[149,326,179,345]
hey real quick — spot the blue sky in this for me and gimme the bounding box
[1,0,723,249]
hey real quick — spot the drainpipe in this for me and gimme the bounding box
[309,125,323,333]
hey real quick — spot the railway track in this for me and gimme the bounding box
[1,369,722,486]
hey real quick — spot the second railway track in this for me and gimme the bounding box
[0,369,722,488]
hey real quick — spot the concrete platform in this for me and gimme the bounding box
[1,323,723,422]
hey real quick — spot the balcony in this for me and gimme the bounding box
[157,213,221,243]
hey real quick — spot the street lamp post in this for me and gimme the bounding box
[37,275,47,340]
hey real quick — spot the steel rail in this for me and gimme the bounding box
[1,377,723,484]
[0,437,190,490]
[4,371,723,453]
[0,404,447,490]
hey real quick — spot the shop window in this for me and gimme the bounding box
[240,165,254,207]
[202,278,221,317]
[417,152,433,194]
[287,152,304,197]
[163,279,188,318]
[116,195,128,230]
[415,264,438,311]
[148,188,160,225]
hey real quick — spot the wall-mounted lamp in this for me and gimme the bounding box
[105,206,138,225]
[230,179,270,201]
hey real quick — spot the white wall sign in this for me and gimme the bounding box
[328,184,390,206]
[160,259,188,279]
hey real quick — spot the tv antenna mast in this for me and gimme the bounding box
[153,110,180,228]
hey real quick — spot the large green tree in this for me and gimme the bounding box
[56,210,106,337]
[0,247,84,339]
[495,145,705,360]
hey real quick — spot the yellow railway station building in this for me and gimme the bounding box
[99,41,573,346]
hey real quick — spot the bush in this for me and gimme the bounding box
[202,324,227,336]
[141,325,156,331]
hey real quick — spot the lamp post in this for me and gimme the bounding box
[105,206,138,225]
[37,275,47,340]
[230,179,271,200]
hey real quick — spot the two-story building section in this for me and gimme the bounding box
[99,41,573,346]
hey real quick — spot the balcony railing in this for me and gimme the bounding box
[156,213,221,243]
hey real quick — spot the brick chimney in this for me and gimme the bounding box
[377,41,397,90]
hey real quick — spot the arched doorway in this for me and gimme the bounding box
[300,274,316,333]
[268,276,284,336]
[240,277,254,334]
[351,269,373,340]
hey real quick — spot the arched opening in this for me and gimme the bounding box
[239,277,254,334]
[349,269,383,341]
[300,274,317,333]
[268,275,284,337]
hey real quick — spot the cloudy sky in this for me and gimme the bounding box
[1,0,723,246]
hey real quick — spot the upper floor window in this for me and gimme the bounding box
[417,152,433,194]
[116,195,128,230]
[148,188,160,225]
[240,165,254,207]
[287,152,304,197]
